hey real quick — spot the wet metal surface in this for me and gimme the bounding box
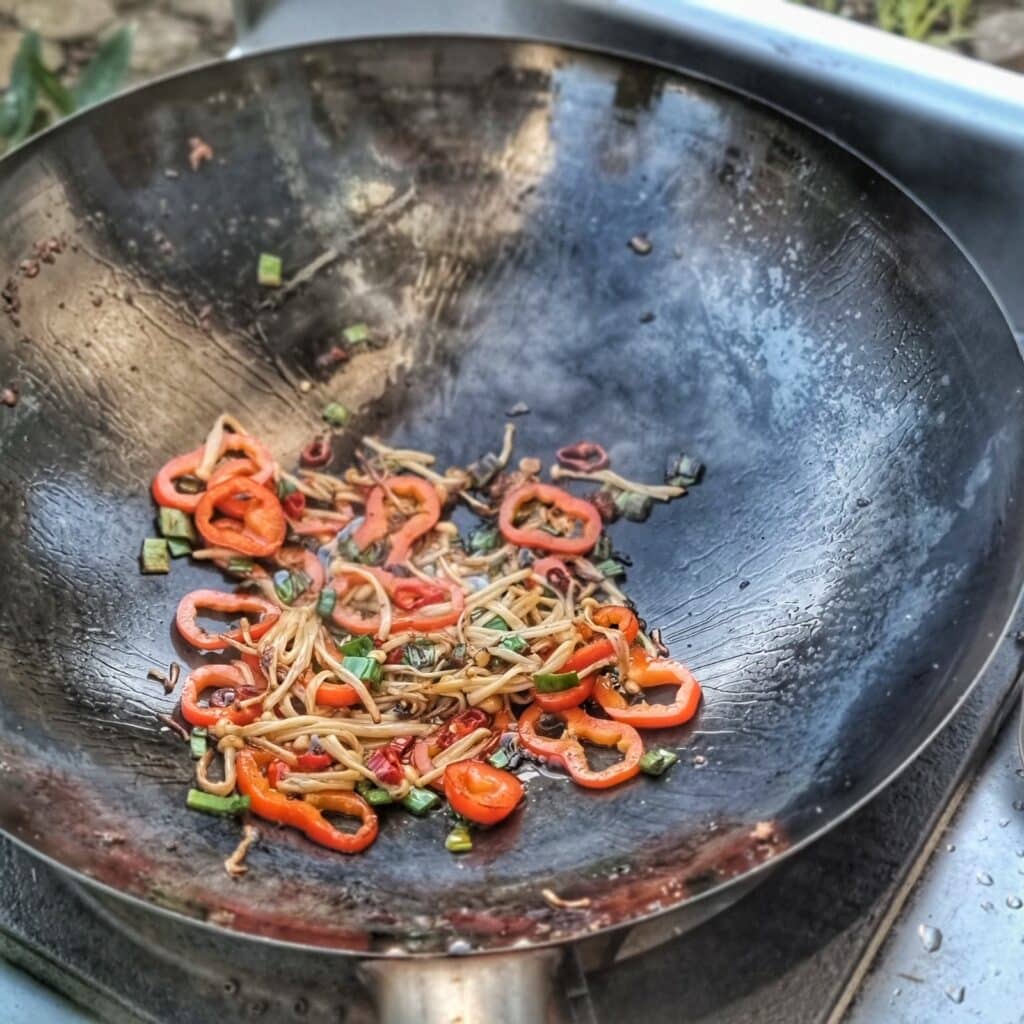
[1,37,1023,955]
[847,718,1024,1024]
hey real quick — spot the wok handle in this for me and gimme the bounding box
[361,949,564,1024]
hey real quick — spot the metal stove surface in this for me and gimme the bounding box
[5,2,1024,1021]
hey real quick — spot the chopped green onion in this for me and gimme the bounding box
[227,556,255,576]
[487,749,511,770]
[343,322,371,344]
[665,452,704,487]
[337,537,361,562]
[141,538,170,574]
[341,655,382,686]
[594,535,613,562]
[445,825,473,853]
[186,789,250,816]
[402,787,441,816]
[359,541,386,566]
[467,524,500,554]
[339,635,374,657]
[274,569,310,605]
[596,558,627,580]
[190,727,208,760]
[615,490,654,523]
[257,252,282,287]
[357,780,394,805]
[482,614,509,632]
[167,537,192,558]
[533,671,581,693]
[402,642,436,671]
[316,588,337,617]
[445,643,467,669]
[639,748,679,777]
[158,507,198,543]
[277,477,297,498]
[322,401,349,427]
[501,635,529,654]
[175,474,204,494]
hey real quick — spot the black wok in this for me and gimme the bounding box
[0,34,1022,1014]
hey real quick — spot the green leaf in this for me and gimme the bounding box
[28,54,74,116]
[2,33,41,148]
[72,28,133,110]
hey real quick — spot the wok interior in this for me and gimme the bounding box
[0,38,1022,953]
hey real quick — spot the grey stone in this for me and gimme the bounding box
[171,0,234,31]
[14,0,116,41]
[973,10,1024,66]
[129,11,202,74]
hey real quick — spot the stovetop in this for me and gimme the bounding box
[5,2,1024,1021]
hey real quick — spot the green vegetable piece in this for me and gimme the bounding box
[533,671,581,693]
[316,588,337,617]
[29,52,74,116]
[359,541,386,566]
[167,538,192,558]
[596,558,626,580]
[141,538,170,574]
[186,789,250,816]
[343,323,371,344]
[487,749,511,770]
[277,477,297,498]
[72,27,132,110]
[1,34,41,149]
[467,524,500,554]
[359,784,394,806]
[227,556,255,575]
[445,825,473,854]
[322,402,349,427]
[615,490,654,523]
[258,252,282,287]
[402,642,436,671]
[273,570,296,604]
[639,748,679,777]
[482,615,509,632]
[339,635,374,657]
[190,727,208,760]
[402,787,441,816]
[593,535,613,562]
[342,655,382,685]
[158,506,198,543]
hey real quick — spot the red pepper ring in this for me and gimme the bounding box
[518,705,642,790]
[532,674,594,712]
[499,482,602,556]
[236,751,378,854]
[530,555,572,593]
[300,435,333,468]
[444,760,524,825]
[176,589,280,651]
[194,477,287,557]
[355,475,442,566]
[152,434,275,512]
[180,663,262,727]
[556,441,610,473]
[594,652,702,729]
[562,605,640,675]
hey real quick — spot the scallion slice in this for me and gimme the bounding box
[227,556,255,576]
[615,490,654,522]
[190,727,208,760]
[467,524,500,554]
[357,780,394,805]
[158,507,198,543]
[339,635,373,657]
[402,642,436,671]
[141,538,170,574]
[186,789,250,816]
[639,748,679,777]
[342,655,382,686]
[322,401,349,427]
[445,825,473,853]
[402,787,440,816]
[316,588,336,617]
[501,635,529,654]
[343,323,371,344]
[533,671,581,693]
[258,252,282,287]
[167,537,192,558]
[487,749,511,770]
[596,558,627,580]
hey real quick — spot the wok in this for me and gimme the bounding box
[1,35,1023,1021]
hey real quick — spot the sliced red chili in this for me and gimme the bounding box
[175,589,279,650]
[194,477,286,557]
[556,441,609,473]
[295,751,334,771]
[498,482,601,555]
[300,435,332,468]
[180,663,262,727]
[354,475,442,566]
[282,491,306,519]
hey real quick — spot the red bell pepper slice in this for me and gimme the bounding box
[330,568,465,636]
[175,589,280,650]
[295,751,334,771]
[562,605,639,674]
[194,477,286,557]
[152,433,274,512]
[355,475,441,566]
[518,705,642,789]
[444,761,524,825]
[498,482,601,555]
[180,663,262,727]
[236,751,378,853]
[594,650,702,728]
[530,555,572,593]
[532,674,594,712]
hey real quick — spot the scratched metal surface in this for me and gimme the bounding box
[1,37,1023,955]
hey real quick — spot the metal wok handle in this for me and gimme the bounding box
[360,949,564,1024]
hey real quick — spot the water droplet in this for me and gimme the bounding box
[692,755,707,768]
[1007,896,1022,910]
[981,900,995,911]
[1000,819,1011,828]
[945,985,965,1004]
[856,497,872,508]
[1017,849,1024,858]
[946,844,956,853]
[1016,768,1024,778]
[977,871,994,886]
[1013,800,1024,811]
[447,938,472,956]
[917,924,942,952]
[892,987,901,996]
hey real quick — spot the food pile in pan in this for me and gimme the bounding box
[145,414,704,868]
